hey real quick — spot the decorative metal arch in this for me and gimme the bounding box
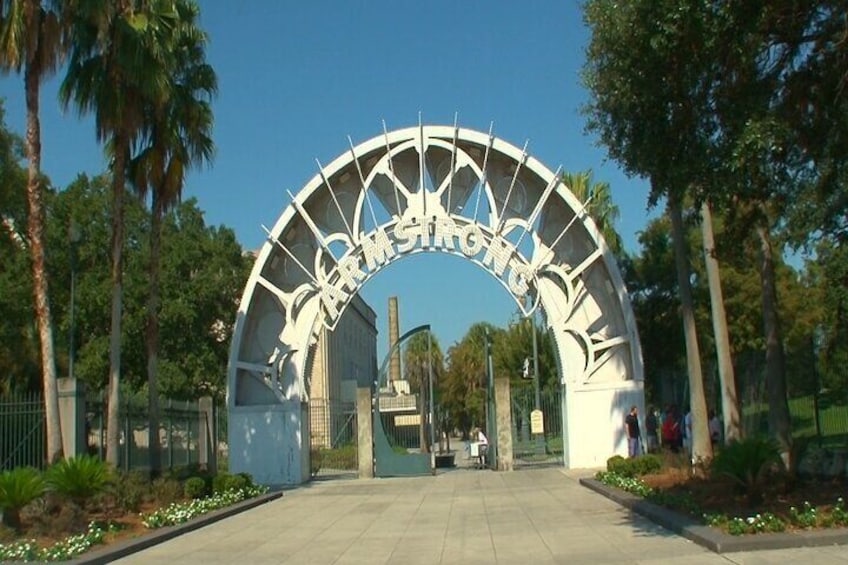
[227,123,644,484]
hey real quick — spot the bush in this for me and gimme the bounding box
[45,456,110,508]
[152,477,183,506]
[0,467,45,530]
[605,454,661,478]
[184,477,207,499]
[712,437,783,504]
[235,472,255,488]
[107,471,149,513]
[227,474,248,492]
[212,472,231,494]
[606,455,627,474]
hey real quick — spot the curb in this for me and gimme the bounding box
[67,491,283,565]
[580,478,848,553]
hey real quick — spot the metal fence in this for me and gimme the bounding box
[1,389,217,473]
[0,391,46,471]
[510,384,564,467]
[86,392,204,472]
[308,398,357,479]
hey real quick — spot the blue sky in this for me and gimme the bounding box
[0,1,657,360]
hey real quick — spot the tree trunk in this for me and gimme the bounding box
[106,134,128,468]
[25,62,63,464]
[668,194,712,463]
[147,191,163,477]
[754,213,792,467]
[700,201,742,443]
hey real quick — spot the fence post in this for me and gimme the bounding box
[357,388,374,479]
[123,396,130,472]
[168,399,174,469]
[494,378,514,471]
[58,378,86,458]
[198,396,217,474]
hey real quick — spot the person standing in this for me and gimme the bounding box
[624,405,641,458]
[645,406,659,453]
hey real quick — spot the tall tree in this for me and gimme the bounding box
[700,201,741,442]
[0,0,66,462]
[402,330,443,453]
[60,0,178,466]
[128,0,216,477]
[583,0,714,462]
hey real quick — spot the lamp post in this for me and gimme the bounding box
[69,220,81,380]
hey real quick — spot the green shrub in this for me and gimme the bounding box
[108,470,149,513]
[634,454,662,475]
[606,455,627,474]
[606,454,660,478]
[152,477,183,506]
[712,437,783,504]
[184,477,207,499]
[226,474,248,492]
[212,472,232,494]
[0,467,45,530]
[235,472,255,488]
[45,456,111,508]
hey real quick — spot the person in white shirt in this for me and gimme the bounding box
[471,427,488,468]
[708,409,721,445]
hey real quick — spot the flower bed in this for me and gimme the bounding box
[595,470,848,535]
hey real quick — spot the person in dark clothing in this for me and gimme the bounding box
[624,405,641,457]
[645,406,659,453]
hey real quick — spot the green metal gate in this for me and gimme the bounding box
[510,383,564,468]
[373,325,432,477]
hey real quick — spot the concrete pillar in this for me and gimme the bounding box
[494,378,514,471]
[58,378,86,458]
[356,387,374,478]
[198,397,217,475]
[388,296,401,384]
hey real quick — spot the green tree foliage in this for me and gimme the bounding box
[629,212,820,414]
[1,0,68,463]
[561,170,623,257]
[60,0,188,467]
[440,323,500,437]
[0,102,39,393]
[127,0,216,475]
[0,172,249,399]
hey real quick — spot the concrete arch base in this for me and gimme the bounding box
[229,402,310,486]
[562,380,644,469]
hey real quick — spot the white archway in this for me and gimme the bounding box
[227,124,644,485]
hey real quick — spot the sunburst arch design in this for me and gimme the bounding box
[227,122,644,484]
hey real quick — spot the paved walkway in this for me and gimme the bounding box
[114,467,848,564]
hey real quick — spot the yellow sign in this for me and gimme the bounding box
[530,409,544,435]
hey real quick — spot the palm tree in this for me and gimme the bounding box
[128,0,216,477]
[0,0,66,463]
[403,331,443,453]
[60,0,177,466]
[561,170,623,256]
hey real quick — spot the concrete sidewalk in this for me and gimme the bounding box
[113,467,848,564]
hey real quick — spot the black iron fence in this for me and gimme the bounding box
[510,384,564,467]
[1,387,220,473]
[0,391,46,471]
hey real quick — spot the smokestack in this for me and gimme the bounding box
[388,296,401,383]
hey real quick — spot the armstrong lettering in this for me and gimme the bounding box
[316,216,536,326]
